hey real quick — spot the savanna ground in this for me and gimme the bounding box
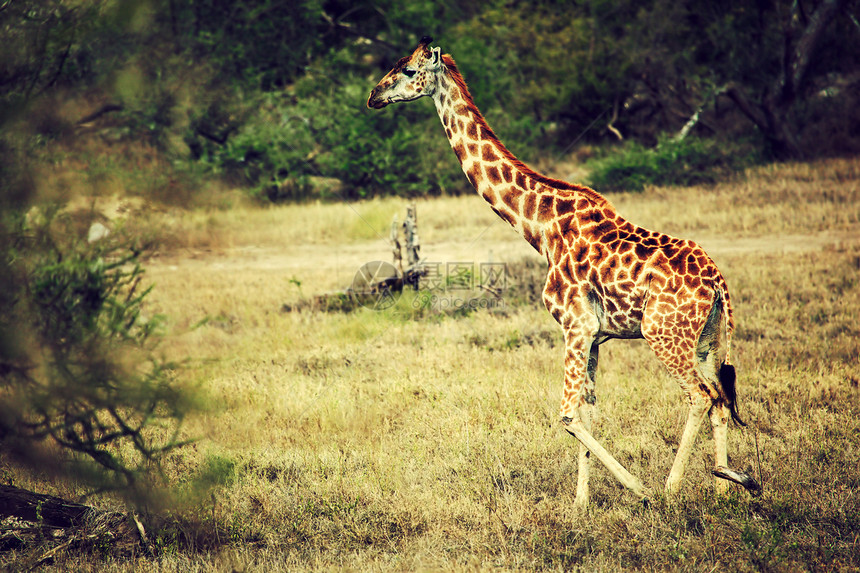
[6,158,860,571]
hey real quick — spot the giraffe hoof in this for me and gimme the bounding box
[713,466,762,496]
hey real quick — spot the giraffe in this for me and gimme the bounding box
[368,37,761,505]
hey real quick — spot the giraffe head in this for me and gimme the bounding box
[367,36,442,109]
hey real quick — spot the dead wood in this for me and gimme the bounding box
[0,484,150,557]
[0,485,96,528]
[76,104,124,126]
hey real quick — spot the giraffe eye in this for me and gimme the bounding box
[402,68,416,78]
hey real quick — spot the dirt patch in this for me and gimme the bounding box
[696,229,860,255]
[147,226,860,288]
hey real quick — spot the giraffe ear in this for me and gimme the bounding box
[427,47,441,71]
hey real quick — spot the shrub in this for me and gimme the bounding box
[194,78,475,201]
[0,203,193,496]
[585,136,758,192]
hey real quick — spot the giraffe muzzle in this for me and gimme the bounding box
[367,89,389,109]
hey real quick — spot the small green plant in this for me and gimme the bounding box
[198,453,238,487]
[741,521,784,572]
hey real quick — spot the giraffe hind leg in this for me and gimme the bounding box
[695,291,730,493]
[707,387,761,495]
[665,388,711,495]
[645,292,724,495]
[698,290,761,495]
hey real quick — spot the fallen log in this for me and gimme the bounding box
[0,485,97,528]
[0,484,150,556]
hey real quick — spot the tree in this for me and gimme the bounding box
[0,0,111,116]
[592,0,859,158]
[723,0,853,158]
[440,0,859,158]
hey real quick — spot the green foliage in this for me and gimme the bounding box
[197,453,238,487]
[0,137,194,495]
[195,93,317,199]
[446,2,631,145]
[0,1,100,110]
[740,519,785,571]
[0,0,149,114]
[4,0,859,202]
[196,77,471,200]
[585,136,758,192]
[167,0,324,90]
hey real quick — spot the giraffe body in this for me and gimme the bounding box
[368,37,760,504]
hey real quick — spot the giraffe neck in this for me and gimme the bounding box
[431,55,602,254]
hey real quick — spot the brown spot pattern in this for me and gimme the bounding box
[482,145,500,162]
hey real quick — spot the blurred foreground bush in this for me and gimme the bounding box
[0,149,193,501]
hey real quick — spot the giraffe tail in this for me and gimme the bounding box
[718,362,746,427]
[715,286,745,427]
[701,286,745,426]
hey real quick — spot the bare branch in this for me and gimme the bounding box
[606,99,623,141]
[723,83,768,134]
[76,104,123,126]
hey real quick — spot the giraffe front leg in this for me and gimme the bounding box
[558,332,594,509]
[665,392,710,495]
[573,341,599,508]
[563,413,649,502]
[573,401,592,509]
[560,331,649,504]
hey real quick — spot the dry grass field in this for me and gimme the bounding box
[6,158,860,571]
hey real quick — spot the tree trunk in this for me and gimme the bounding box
[724,85,804,160]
